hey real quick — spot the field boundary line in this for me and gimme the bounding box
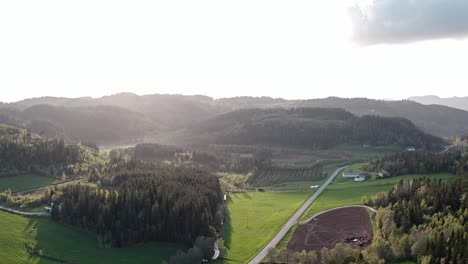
[0,205,50,217]
[298,205,377,225]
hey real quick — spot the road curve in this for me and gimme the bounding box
[248,165,348,264]
[0,205,50,217]
[299,205,377,225]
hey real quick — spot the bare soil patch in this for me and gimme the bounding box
[288,207,373,253]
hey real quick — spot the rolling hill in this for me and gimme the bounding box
[174,108,444,150]
[2,94,468,145]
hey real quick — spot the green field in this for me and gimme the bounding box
[223,191,312,263]
[0,175,59,192]
[299,173,453,221]
[0,211,185,264]
[342,162,368,175]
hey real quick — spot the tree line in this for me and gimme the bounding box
[369,151,468,176]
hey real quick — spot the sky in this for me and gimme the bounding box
[1,0,468,102]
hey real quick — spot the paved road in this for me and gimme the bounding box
[0,205,50,217]
[248,165,348,264]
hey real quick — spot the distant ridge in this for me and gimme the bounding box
[409,95,468,112]
[1,93,468,145]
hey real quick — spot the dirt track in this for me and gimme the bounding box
[288,207,373,253]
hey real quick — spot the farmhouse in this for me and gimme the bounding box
[343,172,361,178]
[354,176,366,182]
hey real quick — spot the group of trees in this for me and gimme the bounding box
[361,177,468,263]
[190,108,444,150]
[0,124,99,177]
[53,164,224,248]
[369,151,468,176]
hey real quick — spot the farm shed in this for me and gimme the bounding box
[343,172,361,178]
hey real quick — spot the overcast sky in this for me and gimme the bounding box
[1,0,468,102]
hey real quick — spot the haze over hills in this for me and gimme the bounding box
[1,93,468,145]
[174,108,443,150]
[408,95,468,112]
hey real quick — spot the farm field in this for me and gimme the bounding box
[248,166,324,187]
[288,207,373,252]
[0,211,184,264]
[223,191,312,263]
[299,172,453,222]
[0,175,59,192]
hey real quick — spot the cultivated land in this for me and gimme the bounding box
[223,191,312,263]
[300,172,453,222]
[0,211,184,264]
[288,207,373,253]
[0,175,59,192]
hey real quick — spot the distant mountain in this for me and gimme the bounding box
[175,108,444,150]
[3,94,468,143]
[409,95,468,112]
[0,104,158,144]
[11,93,218,129]
[292,97,468,138]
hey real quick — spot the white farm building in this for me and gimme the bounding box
[343,172,361,178]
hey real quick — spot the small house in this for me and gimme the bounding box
[354,176,366,182]
[405,147,416,152]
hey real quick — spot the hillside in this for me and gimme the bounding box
[0,124,99,177]
[0,104,158,144]
[409,95,468,111]
[3,94,468,141]
[176,108,444,150]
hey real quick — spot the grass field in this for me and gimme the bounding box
[223,191,312,263]
[0,211,185,264]
[299,172,453,221]
[0,175,59,192]
[342,162,368,175]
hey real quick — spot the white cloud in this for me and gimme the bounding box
[350,0,468,45]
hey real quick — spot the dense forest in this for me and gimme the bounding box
[362,177,468,263]
[184,108,444,150]
[369,151,468,176]
[0,124,100,177]
[53,164,224,248]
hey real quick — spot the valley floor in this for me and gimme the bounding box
[0,211,185,264]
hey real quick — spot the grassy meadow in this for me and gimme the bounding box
[0,175,59,192]
[299,172,454,221]
[0,211,185,264]
[223,191,312,263]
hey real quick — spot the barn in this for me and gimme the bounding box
[343,172,361,178]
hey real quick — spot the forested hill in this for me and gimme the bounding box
[0,124,100,177]
[176,108,444,150]
[4,94,468,139]
[0,104,158,144]
[293,97,468,138]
